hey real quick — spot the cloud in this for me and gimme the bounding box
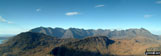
[95,5,104,8]
[144,14,152,18]
[7,21,13,24]
[156,1,161,4]
[36,8,41,12]
[0,16,6,22]
[65,12,79,16]
[0,16,13,24]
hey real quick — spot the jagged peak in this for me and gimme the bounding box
[30,27,150,32]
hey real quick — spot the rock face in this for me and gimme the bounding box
[29,27,159,39]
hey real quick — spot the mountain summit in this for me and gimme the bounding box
[29,27,159,39]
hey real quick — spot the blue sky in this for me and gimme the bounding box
[0,0,161,35]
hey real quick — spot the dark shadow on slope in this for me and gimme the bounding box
[50,46,110,56]
[50,36,114,56]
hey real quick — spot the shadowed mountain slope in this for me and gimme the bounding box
[50,36,114,56]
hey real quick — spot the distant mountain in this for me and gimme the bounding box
[62,28,94,39]
[29,27,159,39]
[29,27,65,38]
[107,28,159,38]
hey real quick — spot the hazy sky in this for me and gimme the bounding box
[0,0,161,35]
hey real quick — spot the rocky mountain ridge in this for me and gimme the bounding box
[29,27,160,39]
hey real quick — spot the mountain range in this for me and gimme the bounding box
[29,27,160,39]
[0,27,161,56]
